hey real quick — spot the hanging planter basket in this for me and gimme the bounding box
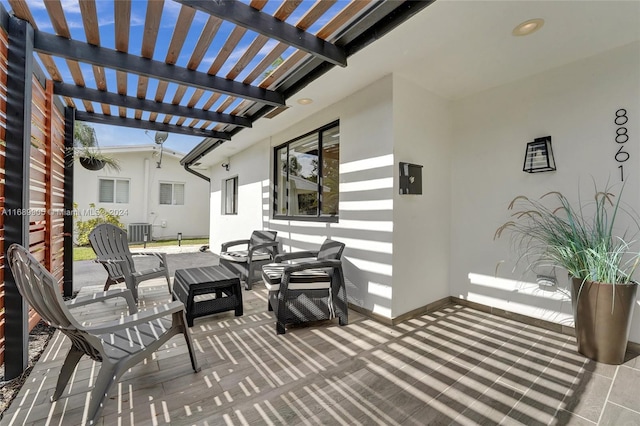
[79,156,106,171]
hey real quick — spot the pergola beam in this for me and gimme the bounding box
[33,30,285,107]
[75,111,232,140]
[55,83,252,128]
[176,0,347,67]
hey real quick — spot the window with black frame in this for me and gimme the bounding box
[274,121,339,221]
[223,176,238,215]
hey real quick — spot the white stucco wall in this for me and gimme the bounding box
[209,140,272,250]
[74,148,210,241]
[210,75,395,316]
[450,42,640,341]
[392,75,453,316]
[208,42,640,333]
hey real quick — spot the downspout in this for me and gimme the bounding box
[143,157,150,218]
[183,163,210,182]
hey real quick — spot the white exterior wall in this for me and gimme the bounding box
[74,149,210,241]
[450,42,640,341]
[210,75,395,316]
[209,140,272,250]
[208,42,640,335]
[392,75,453,316]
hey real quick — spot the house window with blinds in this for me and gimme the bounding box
[99,178,130,204]
[223,177,238,215]
[160,182,185,205]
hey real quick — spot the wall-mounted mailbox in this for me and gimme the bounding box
[399,162,423,195]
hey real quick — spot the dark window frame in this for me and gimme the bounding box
[273,120,339,222]
[223,176,238,215]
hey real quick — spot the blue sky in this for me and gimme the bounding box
[89,123,204,155]
[0,0,346,154]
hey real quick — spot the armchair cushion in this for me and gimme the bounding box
[261,263,331,291]
[220,250,273,263]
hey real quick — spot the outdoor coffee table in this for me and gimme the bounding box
[173,265,243,327]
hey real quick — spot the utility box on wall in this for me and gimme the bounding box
[399,162,423,195]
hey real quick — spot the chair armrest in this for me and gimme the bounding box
[221,239,250,251]
[95,258,132,278]
[248,241,279,258]
[66,289,138,314]
[83,301,185,334]
[132,251,168,267]
[274,251,318,263]
[283,259,342,274]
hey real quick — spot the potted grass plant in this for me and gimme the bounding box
[495,184,639,364]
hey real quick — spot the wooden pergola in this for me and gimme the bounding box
[0,0,432,379]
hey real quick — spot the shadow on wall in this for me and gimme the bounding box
[467,272,574,326]
[262,158,395,317]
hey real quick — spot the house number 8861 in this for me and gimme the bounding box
[615,108,629,181]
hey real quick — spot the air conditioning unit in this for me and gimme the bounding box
[128,223,152,243]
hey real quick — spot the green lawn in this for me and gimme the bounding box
[73,238,209,261]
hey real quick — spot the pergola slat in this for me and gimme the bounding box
[241,0,335,86]
[8,0,69,101]
[187,17,223,71]
[114,0,131,117]
[225,0,302,81]
[207,26,248,76]
[54,82,252,128]
[166,15,225,127]
[33,30,286,107]
[75,111,231,140]
[317,0,373,41]
[176,0,347,67]
[152,5,197,118]
[79,0,110,114]
[136,0,164,116]
[296,0,337,30]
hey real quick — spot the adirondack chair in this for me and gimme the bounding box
[7,243,200,426]
[89,223,171,301]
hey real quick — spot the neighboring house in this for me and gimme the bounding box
[185,3,640,342]
[74,145,209,243]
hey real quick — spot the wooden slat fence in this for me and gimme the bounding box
[0,25,66,367]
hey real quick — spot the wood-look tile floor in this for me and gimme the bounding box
[3,279,640,425]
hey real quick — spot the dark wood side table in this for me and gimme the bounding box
[173,266,243,327]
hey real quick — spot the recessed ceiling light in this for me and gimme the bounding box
[512,18,544,36]
[297,98,314,105]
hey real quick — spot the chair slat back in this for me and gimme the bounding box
[7,244,75,330]
[89,224,136,276]
[318,239,345,260]
[249,231,277,249]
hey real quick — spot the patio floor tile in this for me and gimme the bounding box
[3,278,639,425]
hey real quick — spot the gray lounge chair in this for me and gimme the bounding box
[261,239,348,334]
[219,230,279,290]
[7,243,200,425]
[89,223,171,301]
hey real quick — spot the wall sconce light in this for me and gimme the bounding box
[177,232,182,247]
[221,162,229,171]
[523,136,556,173]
